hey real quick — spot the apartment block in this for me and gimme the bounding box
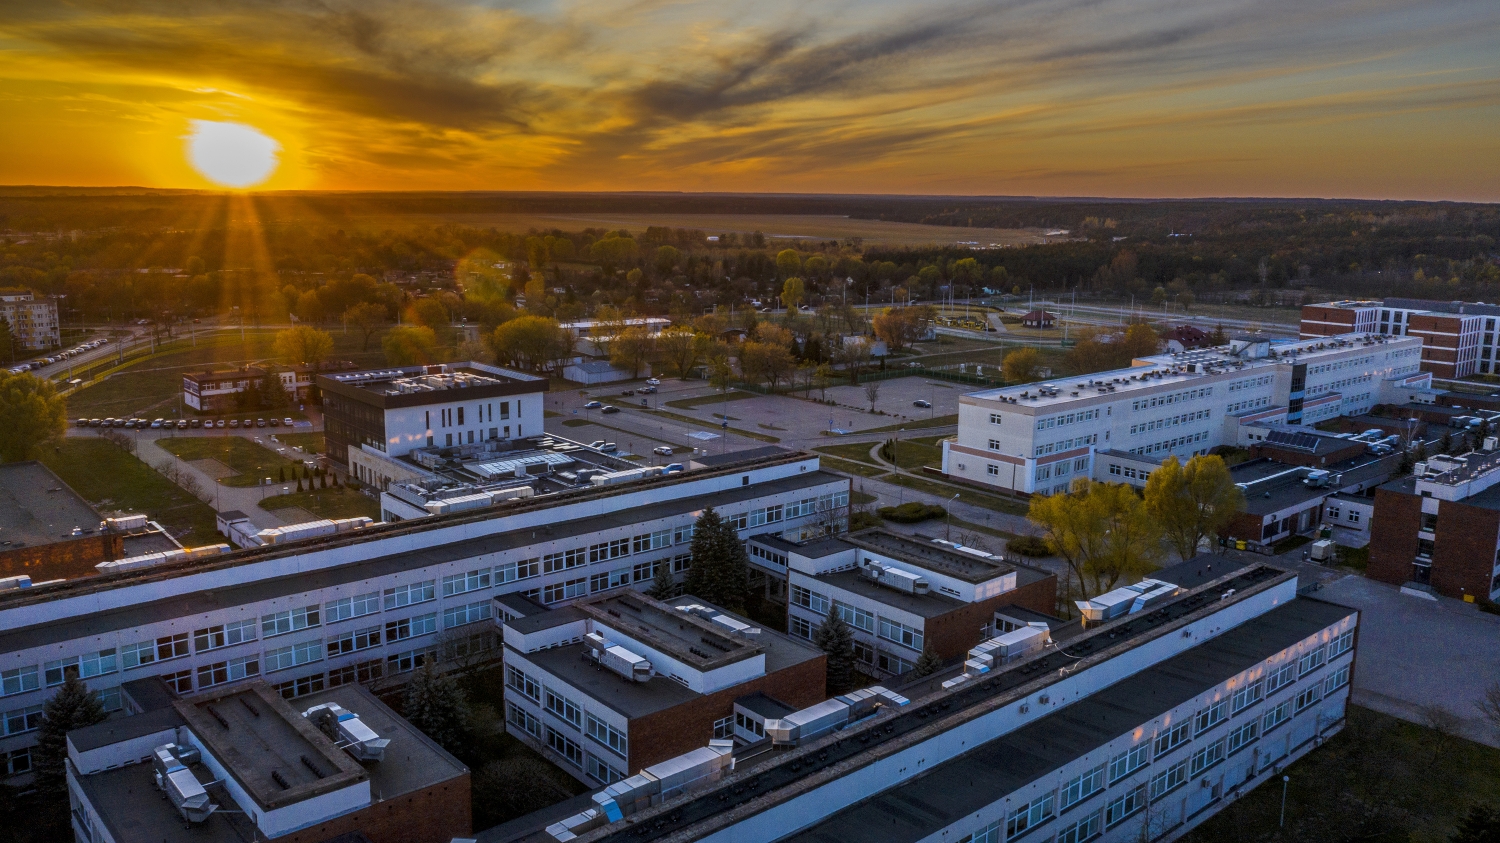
[0,449,848,785]
[501,593,825,785]
[1368,445,1500,601]
[66,681,469,843]
[537,558,1357,843]
[318,362,548,465]
[769,530,1056,677]
[945,332,1426,495]
[0,290,59,351]
[1299,297,1500,378]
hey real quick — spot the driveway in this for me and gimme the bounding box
[1317,574,1500,748]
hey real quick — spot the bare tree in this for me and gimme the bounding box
[1419,703,1463,767]
[864,380,880,413]
[1475,681,1500,742]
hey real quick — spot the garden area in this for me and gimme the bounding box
[260,486,379,520]
[38,438,220,546]
[157,436,310,487]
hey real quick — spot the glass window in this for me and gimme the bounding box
[507,666,541,702]
[328,625,382,656]
[264,639,323,672]
[1105,784,1146,827]
[262,605,320,638]
[586,714,628,757]
[1227,720,1259,755]
[1265,662,1297,695]
[877,617,923,651]
[443,600,492,629]
[197,656,259,688]
[194,620,257,651]
[1194,700,1228,735]
[833,602,875,633]
[1153,721,1190,756]
[1057,809,1102,843]
[1,704,43,737]
[383,581,436,610]
[1059,763,1105,810]
[0,667,38,697]
[443,568,493,597]
[325,591,381,623]
[1190,737,1226,775]
[385,612,438,642]
[1006,792,1054,836]
[1148,760,1188,800]
[545,687,583,728]
[1108,743,1149,783]
[547,727,583,767]
[1231,680,1264,714]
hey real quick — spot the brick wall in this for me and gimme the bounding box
[923,572,1058,662]
[1430,501,1500,600]
[270,775,472,843]
[1367,486,1422,587]
[0,533,122,581]
[626,654,827,773]
[1299,306,1358,337]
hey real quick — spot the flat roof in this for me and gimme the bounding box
[749,533,849,559]
[815,569,965,618]
[782,597,1356,843]
[735,692,795,720]
[318,362,545,409]
[0,468,841,655]
[581,593,762,670]
[843,530,1014,584]
[693,445,791,468]
[74,684,466,843]
[0,461,101,549]
[1232,455,1399,516]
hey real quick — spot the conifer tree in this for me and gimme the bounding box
[685,507,749,611]
[647,558,676,600]
[34,676,107,827]
[402,662,472,756]
[813,614,856,693]
[913,647,943,678]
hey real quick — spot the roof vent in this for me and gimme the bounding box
[152,744,218,824]
[303,702,391,762]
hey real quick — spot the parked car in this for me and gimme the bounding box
[216,419,227,428]
[190,419,202,428]
[89,418,102,427]
[653,446,674,456]
[75,418,88,427]
[621,389,635,396]
[588,440,607,449]
[150,419,164,429]
[914,399,932,408]
[601,405,620,414]
[584,400,603,409]
[646,378,661,386]
[641,385,656,394]
[599,442,618,453]
[229,419,239,428]
[177,420,189,430]
[257,418,267,427]
[268,418,279,427]
[282,417,294,426]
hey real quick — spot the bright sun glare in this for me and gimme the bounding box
[187,120,280,188]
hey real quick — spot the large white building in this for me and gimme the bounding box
[0,290,59,352]
[944,333,1429,495]
[0,449,848,784]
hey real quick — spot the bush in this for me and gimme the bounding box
[877,502,946,523]
[849,510,882,531]
[1006,535,1053,557]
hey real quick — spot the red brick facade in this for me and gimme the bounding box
[271,776,472,843]
[626,654,827,773]
[1368,486,1500,599]
[923,572,1058,661]
[0,533,123,581]
[1299,305,1359,338]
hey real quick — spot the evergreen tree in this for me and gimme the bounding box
[1451,805,1500,843]
[647,558,676,600]
[34,676,107,828]
[684,507,749,611]
[296,476,304,492]
[813,614,856,693]
[278,466,285,483]
[912,647,943,678]
[402,662,472,756]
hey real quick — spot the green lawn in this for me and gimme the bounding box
[817,455,890,478]
[260,486,380,520]
[157,436,308,487]
[882,437,945,471]
[814,442,882,464]
[1184,706,1500,843]
[664,391,758,410]
[38,439,221,546]
[884,473,1029,515]
[862,414,959,433]
[273,432,325,454]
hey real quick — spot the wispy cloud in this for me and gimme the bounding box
[0,0,1497,197]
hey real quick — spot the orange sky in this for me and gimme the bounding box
[1,0,1498,199]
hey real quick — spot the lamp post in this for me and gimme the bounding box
[1279,775,1290,828]
[945,493,960,541]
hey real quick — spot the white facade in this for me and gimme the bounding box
[0,455,848,782]
[945,333,1426,495]
[0,291,59,351]
[386,392,543,455]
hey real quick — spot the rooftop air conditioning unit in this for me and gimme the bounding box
[152,744,218,824]
[304,702,391,762]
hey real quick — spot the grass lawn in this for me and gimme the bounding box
[157,436,308,487]
[1183,706,1500,843]
[560,418,590,427]
[884,473,1029,516]
[817,455,890,478]
[39,439,221,546]
[664,391,758,410]
[814,441,881,463]
[882,437,945,471]
[862,414,959,433]
[273,432,325,454]
[260,486,380,520]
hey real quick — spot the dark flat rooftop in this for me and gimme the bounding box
[1235,454,1399,516]
[0,470,841,654]
[582,593,761,670]
[0,461,101,549]
[694,446,792,468]
[736,692,795,720]
[780,597,1356,843]
[843,530,1014,584]
[814,569,965,618]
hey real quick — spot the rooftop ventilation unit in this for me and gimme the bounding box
[763,687,910,746]
[860,560,929,594]
[1075,579,1179,625]
[676,604,760,636]
[303,702,391,762]
[584,632,655,681]
[152,743,218,824]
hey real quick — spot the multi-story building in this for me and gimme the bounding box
[182,366,268,413]
[0,290,59,352]
[317,362,547,466]
[1299,298,1500,378]
[501,593,825,785]
[0,449,848,785]
[945,332,1427,495]
[67,680,470,843]
[767,529,1056,676]
[1368,445,1500,601]
[537,557,1358,843]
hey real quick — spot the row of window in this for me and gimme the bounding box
[1035,409,1100,431]
[1036,457,1089,482]
[1130,385,1216,413]
[1129,408,1211,436]
[1126,430,1210,457]
[789,588,925,651]
[1034,434,1097,458]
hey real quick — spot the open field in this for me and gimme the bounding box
[261,487,379,520]
[273,432,325,454]
[158,436,309,487]
[1183,706,1500,843]
[39,439,220,546]
[344,213,1050,248]
[65,328,390,420]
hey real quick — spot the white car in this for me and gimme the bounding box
[653,446,674,456]
[589,440,607,449]
[645,378,661,386]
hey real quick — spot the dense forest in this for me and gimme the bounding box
[1,190,1496,327]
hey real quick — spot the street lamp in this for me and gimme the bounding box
[945,493,960,541]
[1279,775,1290,828]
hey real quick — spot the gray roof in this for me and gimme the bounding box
[69,704,184,752]
[843,530,1014,584]
[0,461,101,549]
[735,692,795,720]
[781,597,1356,843]
[0,470,841,654]
[814,569,966,619]
[694,446,792,467]
[1234,455,1399,516]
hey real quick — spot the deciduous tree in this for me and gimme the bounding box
[1002,347,1042,385]
[0,371,66,462]
[344,302,387,351]
[273,325,334,367]
[657,327,710,378]
[780,276,806,312]
[1144,455,1245,561]
[489,315,563,371]
[775,249,802,280]
[609,325,654,379]
[382,325,439,365]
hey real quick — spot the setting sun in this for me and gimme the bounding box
[186,120,280,188]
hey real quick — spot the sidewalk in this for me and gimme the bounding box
[123,430,292,530]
